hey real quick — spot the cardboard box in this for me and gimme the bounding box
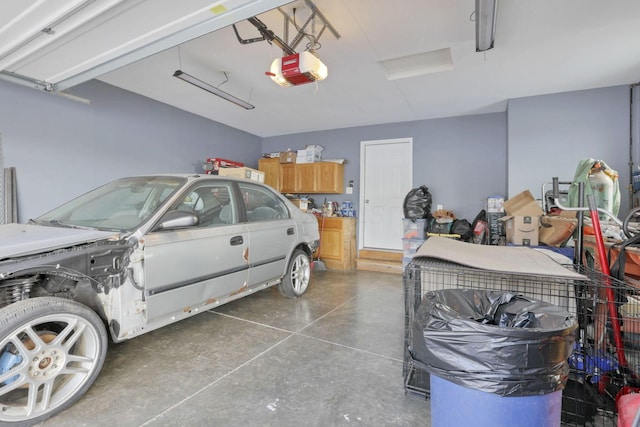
[539,215,578,247]
[501,190,544,246]
[279,152,297,164]
[503,215,539,246]
[217,166,265,183]
[204,157,244,174]
[290,198,309,212]
[503,190,544,217]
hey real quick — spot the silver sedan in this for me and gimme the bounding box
[0,174,319,425]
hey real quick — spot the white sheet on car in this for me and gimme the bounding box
[414,236,587,280]
[0,223,120,259]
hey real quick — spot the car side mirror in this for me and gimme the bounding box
[152,210,199,231]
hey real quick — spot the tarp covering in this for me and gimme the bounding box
[411,289,577,397]
[414,236,587,280]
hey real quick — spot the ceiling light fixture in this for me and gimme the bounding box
[266,51,327,87]
[475,0,498,52]
[173,70,254,110]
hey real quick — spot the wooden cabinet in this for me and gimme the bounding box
[317,217,356,271]
[296,164,317,192]
[279,164,298,193]
[281,164,318,193]
[273,162,343,194]
[258,158,282,189]
[316,162,343,193]
[260,159,344,194]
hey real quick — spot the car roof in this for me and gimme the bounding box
[125,174,258,183]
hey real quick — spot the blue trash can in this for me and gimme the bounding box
[411,289,576,427]
[430,375,562,427]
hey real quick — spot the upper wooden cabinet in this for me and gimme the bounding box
[259,158,343,194]
[316,162,343,193]
[258,158,281,189]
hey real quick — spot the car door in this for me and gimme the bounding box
[142,181,248,321]
[238,182,297,288]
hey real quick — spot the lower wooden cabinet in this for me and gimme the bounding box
[316,216,356,271]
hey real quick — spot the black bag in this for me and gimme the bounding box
[451,219,473,242]
[403,186,432,219]
[429,218,452,234]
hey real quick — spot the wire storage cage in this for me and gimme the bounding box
[403,256,640,427]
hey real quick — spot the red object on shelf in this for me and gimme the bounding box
[204,158,244,175]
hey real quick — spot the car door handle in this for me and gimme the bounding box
[230,235,244,246]
[287,227,295,235]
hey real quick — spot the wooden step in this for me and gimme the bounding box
[356,249,403,274]
[358,249,403,262]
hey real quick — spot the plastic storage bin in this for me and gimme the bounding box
[402,218,427,239]
[402,238,425,255]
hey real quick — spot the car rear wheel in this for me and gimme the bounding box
[0,297,108,426]
[279,249,311,298]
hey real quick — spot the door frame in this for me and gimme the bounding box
[358,137,413,251]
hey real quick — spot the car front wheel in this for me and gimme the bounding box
[279,249,311,298]
[0,297,108,426]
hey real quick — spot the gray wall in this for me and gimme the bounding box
[263,113,507,222]
[0,80,261,222]
[507,85,631,215]
[265,85,634,222]
[1,77,635,225]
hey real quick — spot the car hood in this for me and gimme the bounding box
[0,223,121,259]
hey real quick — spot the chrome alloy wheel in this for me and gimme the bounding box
[0,298,107,425]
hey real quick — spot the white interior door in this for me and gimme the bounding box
[359,138,413,250]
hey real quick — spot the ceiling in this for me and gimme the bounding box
[3,1,640,138]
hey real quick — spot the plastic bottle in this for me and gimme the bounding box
[588,164,614,221]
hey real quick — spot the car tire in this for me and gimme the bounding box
[278,249,311,298]
[0,297,108,426]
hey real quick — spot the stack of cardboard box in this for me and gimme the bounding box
[500,190,577,247]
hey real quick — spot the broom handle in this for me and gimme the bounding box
[317,214,325,256]
[553,178,628,366]
[587,194,628,367]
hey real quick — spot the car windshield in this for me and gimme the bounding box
[34,176,187,232]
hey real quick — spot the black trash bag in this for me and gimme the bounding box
[451,219,473,241]
[403,186,432,219]
[411,289,576,397]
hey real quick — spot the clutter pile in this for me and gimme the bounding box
[203,157,265,183]
[262,145,344,165]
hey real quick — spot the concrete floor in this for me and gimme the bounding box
[40,270,430,426]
